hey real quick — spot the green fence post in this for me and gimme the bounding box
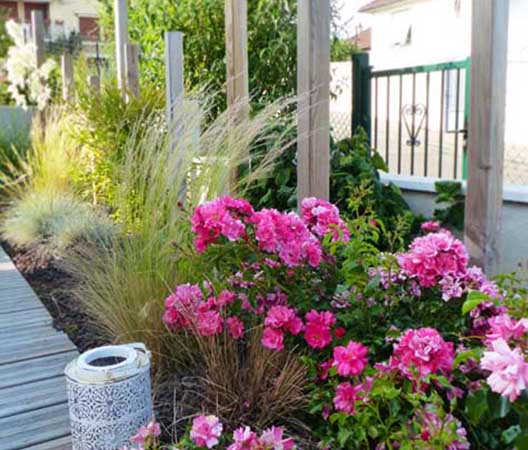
[462,57,471,180]
[351,52,371,140]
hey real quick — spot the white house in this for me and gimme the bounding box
[0,0,100,41]
[338,0,528,185]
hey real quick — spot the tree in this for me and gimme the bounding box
[98,0,298,111]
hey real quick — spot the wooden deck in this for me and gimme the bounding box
[0,247,77,450]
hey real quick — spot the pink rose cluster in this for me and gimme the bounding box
[398,231,468,290]
[480,313,528,401]
[301,197,350,242]
[249,208,323,267]
[190,414,295,449]
[329,340,371,415]
[381,327,454,380]
[163,283,244,339]
[192,196,254,253]
[397,230,500,301]
[261,305,304,351]
[191,196,349,268]
[333,378,373,415]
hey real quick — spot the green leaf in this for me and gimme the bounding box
[462,291,490,314]
[453,349,479,368]
[337,428,353,446]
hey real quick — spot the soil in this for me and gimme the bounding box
[1,241,110,353]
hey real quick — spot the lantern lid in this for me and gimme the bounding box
[65,343,150,384]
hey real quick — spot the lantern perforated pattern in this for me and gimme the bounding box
[67,369,152,450]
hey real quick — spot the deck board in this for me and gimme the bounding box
[0,247,76,450]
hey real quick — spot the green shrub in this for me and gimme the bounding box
[1,189,114,257]
[98,0,297,112]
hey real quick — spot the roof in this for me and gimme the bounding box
[351,28,372,50]
[358,0,404,13]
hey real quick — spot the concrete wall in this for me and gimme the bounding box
[380,173,528,274]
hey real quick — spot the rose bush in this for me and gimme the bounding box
[139,197,528,449]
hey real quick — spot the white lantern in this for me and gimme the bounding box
[65,343,152,450]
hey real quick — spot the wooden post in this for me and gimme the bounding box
[351,52,371,138]
[61,52,74,101]
[16,1,24,21]
[464,0,510,274]
[297,0,331,203]
[31,10,45,68]
[88,74,101,96]
[114,0,129,96]
[164,31,184,126]
[124,43,140,100]
[225,0,249,122]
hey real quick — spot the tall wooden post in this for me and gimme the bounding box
[225,0,249,122]
[88,74,101,95]
[114,0,129,96]
[297,0,331,203]
[164,31,184,127]
[124,43,140,100]
[31,10,45,68]
[464,0,510,274]
[61,52,74,101]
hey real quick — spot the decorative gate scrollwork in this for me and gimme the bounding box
[401,103,427,147]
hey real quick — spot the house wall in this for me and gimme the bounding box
[48,0,100,39]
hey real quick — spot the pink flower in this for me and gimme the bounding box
[130,419,161,446]
[318,358,334,380]
[333,382,368,415]
[397,231,468,295]
[262,327,285,351]
[304,310,335,349]
[420,221,440,232]
[334,327,346,339]
[227,426,259,450]
[190,415,223,448]
[249,208,323,267]
[259,426,296,450]
[333,341,369,377]
[163,283,203,329]
[192,196,253,252]
[264,306,303,336]
[389,328,454,379]
[196,310,223,337]
[226,316,245,339]
[486,314,528,343]
[217,290,237,307]
[481,338,528,401]
[301,197,350,242]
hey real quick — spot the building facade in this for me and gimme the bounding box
[0,0,100,41]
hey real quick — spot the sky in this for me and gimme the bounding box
[334,0,374,37]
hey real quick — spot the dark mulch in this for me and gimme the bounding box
[1,241,110,353]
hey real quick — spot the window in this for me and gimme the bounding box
[79,16,99,41]
[0,1,18,20]
[444,69,463,132]
[24,2,49,23]
[390,10,412,47]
